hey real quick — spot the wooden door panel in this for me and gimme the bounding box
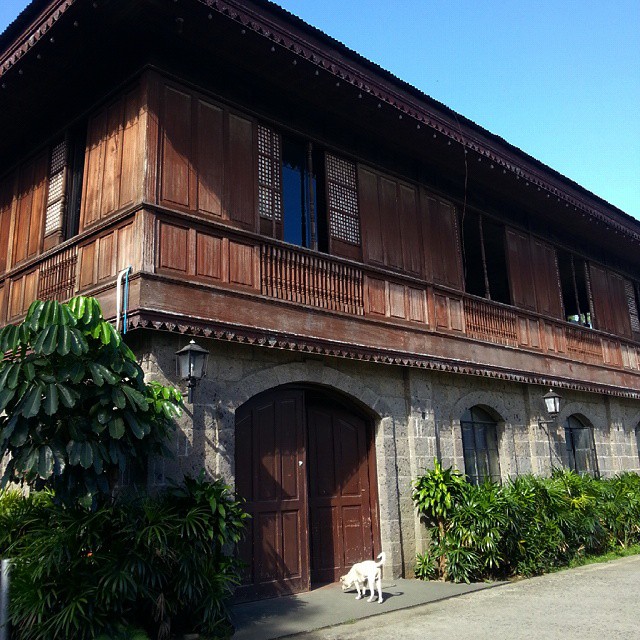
[235,390,308,600]
[308,404,373,583]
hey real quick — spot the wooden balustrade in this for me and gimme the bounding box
[37,244,78,301]
[260,243,364,315]
[464,297,519,347]
[565,325,603,363]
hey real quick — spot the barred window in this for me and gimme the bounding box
[326,153,360,245]
[44,139,68,237]
[461,406,501,485]
[257,124,282,221]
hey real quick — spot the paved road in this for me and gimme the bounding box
[290,555,640,640]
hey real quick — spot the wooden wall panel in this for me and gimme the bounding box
[119,89,144,208]
[161,86,193,209]
[398,184,423,276]
[589,264,631,338]
[158,221,188,273]
[8,270,38,320]
[505,228,536,312]
[229,241,257,288]
[424,194,462,290]
[366,277,386,316]
[12,153,47,265]
[379,177,402,270]
[408,287,427,324]
[226,114,256,230]
[196,100,224,217]
[530,239,563,319]
[97,233,115,282]
[358,168,384,265]
[388,282,406,319]
[81,85,145,231]
[0,173,16,273]
[196,232,223,280]
[77,220,139,292]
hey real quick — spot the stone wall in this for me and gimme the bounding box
[129,329,640,579]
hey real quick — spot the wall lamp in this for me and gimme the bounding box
[175,339,209,403]
[540,388,562,423]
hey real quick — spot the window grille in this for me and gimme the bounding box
[326,153,360,245]
[565,415,599,476]
[625,279,640,334]
[44,139,68,237]
[460,406,501,485]
[257,124,282,221]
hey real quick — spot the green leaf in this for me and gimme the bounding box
[43,383,59,416]
[123,411,144,439]
[37,445,54,479]
[9,420,28,447]
[56,325,71,356]
[79,442,93,469]
[122,386,149,412]
[112,387,126,409]
[41,324,59,355]
[88,362,105,386]
[67,440,81,466]
[0,387,15,412]
[68,327,87,356]
[57,383,79,408]
[100,321,117,345]
[27,300,46,330]
[109,417,125,439]
[23,361,35,381]
[0,363,15,390]
[21,385,42,418]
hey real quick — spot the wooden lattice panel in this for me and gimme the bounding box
[257,124,282,221]
[326,154,360,245]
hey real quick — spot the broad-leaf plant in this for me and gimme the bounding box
[0,296,182,507]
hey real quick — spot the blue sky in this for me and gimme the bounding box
[1,0,639,219]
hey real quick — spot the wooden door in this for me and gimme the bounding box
[235,389,309,600]
[307,400,375,583]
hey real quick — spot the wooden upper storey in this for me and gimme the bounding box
[0,0,639,397]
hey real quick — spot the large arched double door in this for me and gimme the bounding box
[235,387,380,601]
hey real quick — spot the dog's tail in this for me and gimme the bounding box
[375,552,386,567]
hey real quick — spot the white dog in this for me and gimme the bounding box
[339,552,386,604]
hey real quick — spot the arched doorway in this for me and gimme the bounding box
[565,414,599,476]
[235,386,380,601]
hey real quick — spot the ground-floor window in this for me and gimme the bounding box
[460,406,501,485]
[565,415,599,476]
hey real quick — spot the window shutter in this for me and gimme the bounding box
[325,153,360,246]
[257,124,282,222]
[505,228,536,311]
[44,139,68,240]
[631,281,640,336]
[589,263,614,333]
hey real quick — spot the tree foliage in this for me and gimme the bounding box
[0,296,182,507]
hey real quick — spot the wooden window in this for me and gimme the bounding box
[626,280,640,338]
[557,250,593,327]
[257,124,283,222]
[565,415,599,477]
[461,212,511,304]
[423,193,462,289]
[326,153,360,246]
[44,139,68,241]
[589,263,632,337]
[460,406,501,485]
[257,124,360,258]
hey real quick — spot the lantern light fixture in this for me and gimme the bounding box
[175,339,209,403]
[542,389,562,417]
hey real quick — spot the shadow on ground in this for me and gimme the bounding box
[231,578,500,640]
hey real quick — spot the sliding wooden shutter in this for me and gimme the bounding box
[625,279,640,339]
[590,264,632,337]
[225,113,256,230]
[358,167,384,265]
[530,238,563,318]
[326,154,361,260]
[0,173,16,273]
[424,193,462,290]
[12,153,48,265]
[505,228,536,311]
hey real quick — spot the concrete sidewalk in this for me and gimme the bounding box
[230,578,501,640]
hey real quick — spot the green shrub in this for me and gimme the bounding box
[413,465,640,583]
[4,474,249,640]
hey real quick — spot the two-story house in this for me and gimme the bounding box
[1,0,639,600]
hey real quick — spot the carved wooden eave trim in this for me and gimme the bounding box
[0,0,76,78]
[127,311,640,401]
[195,0,640,243]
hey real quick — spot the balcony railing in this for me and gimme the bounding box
[464,297,519,347]
[37,245,78,301]
[260,243,364,315]
[566,325,603,363]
